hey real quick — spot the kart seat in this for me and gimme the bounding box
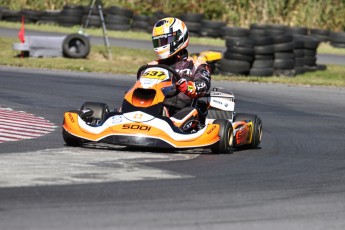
[170,107,199,131]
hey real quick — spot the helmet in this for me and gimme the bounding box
[152,17,189,60]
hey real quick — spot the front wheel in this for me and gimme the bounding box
[211,119,234,154]
[62,129,82,146]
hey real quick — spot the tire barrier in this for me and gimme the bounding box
[131,14,150,31]
[200,20,226,38]
[219,24,327,77]
[105,6,133,31]
[330,31,345,48]
[180,13,203,36]
[58,5,83,27]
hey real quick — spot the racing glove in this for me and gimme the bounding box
[176,78,206,98]
[176,78,188,93]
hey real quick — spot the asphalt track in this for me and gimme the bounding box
[1,66,345,229]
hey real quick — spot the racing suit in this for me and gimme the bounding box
[148,49,211,117]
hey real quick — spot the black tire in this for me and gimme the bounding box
[226,38,254,48]
[293,49,304,57]
[274,41,295,52]
[330,42,345,48]
[200,28,222,38]
[80,102,109,120]
[62,33,90,59]
[233,113,262,149]
[58,15,81,24]
[222,26,249,37]
[219,59,251,74]
[286,26,308,35]
[251,36,274,46]
[131,20,150,30]
[303,56,317,66]
[254,45,275,55]
[273,34,294,44]
[202,20,226,29]
[62,129,82,146]
[252,60,273,68]
[132,14,150,21]
[303,49,316,57]
[329,31,345,43]
[184,21,202,33]
[295,57,305,67]
[211,119,233,154]
[227,46,255,56]
[223,52,254,63]
[249,67,273,77]
[106,14,130,24]
[81,15,101,27]
[107,6,133,18]
[275,52,294,59]
[254,54,274,60]
[180,13,203,22]
[274,59,295,69]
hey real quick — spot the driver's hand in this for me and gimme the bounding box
[176,78,188,92]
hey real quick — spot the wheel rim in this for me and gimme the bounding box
[257,123,262,144]
[228,128,234,148]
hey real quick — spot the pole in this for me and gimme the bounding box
[79,0,112,60]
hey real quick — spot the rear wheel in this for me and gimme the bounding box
[211,119,234,154]
[234,113,262,148]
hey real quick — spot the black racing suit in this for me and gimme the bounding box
[148,49,211,117]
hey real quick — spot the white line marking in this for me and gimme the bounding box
[0,148,198,188]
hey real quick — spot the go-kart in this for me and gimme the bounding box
[62,64,262,153]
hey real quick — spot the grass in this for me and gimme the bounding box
[1,35,345,87]
[214,65,345,87]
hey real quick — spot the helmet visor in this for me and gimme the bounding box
[152,32,177,48]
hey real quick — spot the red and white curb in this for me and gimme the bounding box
[0,106,57,143]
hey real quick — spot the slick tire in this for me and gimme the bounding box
[62,129,83,146]
[233,113,262,149]
[211,119,234,154]
[62,33,90,58]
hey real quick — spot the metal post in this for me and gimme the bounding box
[79,0,112,60]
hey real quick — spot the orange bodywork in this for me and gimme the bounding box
[63,112,221,148]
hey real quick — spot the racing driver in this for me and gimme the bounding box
[148,17,211,119]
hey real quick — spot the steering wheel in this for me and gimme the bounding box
[136,64,181,82]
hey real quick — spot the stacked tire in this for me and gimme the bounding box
[221,26,249,41]
[180,13,203,36]
[1,8,21,23]
[250,36,275,76]
[131,14,150,31]
[81,5,102,28]
[200,20,226,38]
[330,31,345,48]
[310,28,330,42]
[147,11,168,33]
[220,39,254,75]
[105,6,133,31]
[37,10,60,25]
[58,5,83,27]
[273,34,295,76]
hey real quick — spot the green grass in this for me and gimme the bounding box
[1,36,345,87]
[214,65,345,87]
